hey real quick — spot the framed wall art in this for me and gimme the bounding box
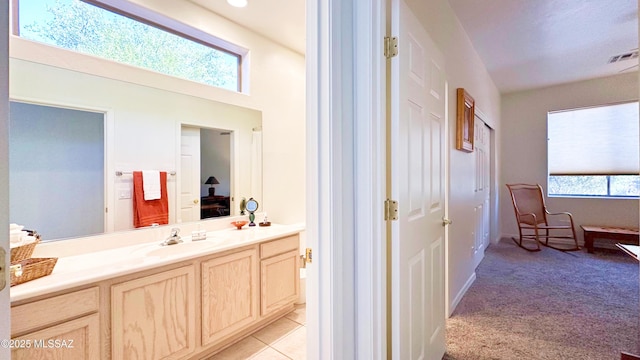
[456,88,475,152]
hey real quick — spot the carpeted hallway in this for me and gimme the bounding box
[444,239,639,360]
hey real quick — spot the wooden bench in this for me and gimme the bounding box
[580,225,639,254]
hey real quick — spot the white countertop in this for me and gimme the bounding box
[10,223,304,302]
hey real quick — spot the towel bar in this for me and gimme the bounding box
[115,171,176,176]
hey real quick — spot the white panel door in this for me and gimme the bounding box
[391,1,447,359]
[472,118,491,268]
[180,126,200,222]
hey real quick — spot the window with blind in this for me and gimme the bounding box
[547,101,640,197]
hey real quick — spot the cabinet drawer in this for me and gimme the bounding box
[260,235,299,259]
[12,287,100,336]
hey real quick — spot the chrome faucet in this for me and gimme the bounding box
[161,227,183,246]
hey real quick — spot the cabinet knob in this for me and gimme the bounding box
[193,199,199,204]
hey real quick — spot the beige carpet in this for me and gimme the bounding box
[444,239,639,360]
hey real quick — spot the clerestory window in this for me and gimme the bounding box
[13,0,242,92]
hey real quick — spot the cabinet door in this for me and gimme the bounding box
[111,265,196,360]
[201,247,259,346]
[261,250,299,316]
[12,313,100,360]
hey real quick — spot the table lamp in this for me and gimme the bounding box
[205,176,219,196]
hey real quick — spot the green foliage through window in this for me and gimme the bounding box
[17,0,240,91]
[549,175,640,197]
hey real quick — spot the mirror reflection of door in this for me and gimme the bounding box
[180,126,201,222]
[180,125,232,222]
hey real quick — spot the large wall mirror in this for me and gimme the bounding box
[9,58,262,242]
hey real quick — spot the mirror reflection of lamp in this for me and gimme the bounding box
[205,176,220,197]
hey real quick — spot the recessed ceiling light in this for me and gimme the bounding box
[227,0,247,7]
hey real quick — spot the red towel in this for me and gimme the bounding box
[133,171,169,228]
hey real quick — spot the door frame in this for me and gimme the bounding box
[306,0,387,358]
[474,108,499,246]
[177,123,237,223]
[0,1,10,357]
[179,125,202,223]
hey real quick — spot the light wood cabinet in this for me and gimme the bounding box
[11,314,100,360]
[11,232,300,360]
[111,265,196,360]
[11,287,100,360]
[260,236,300,317]
[201,247,259,346]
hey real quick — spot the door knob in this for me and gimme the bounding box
[442,218,452,226]
[193,199,199,204]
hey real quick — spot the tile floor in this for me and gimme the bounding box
[206,305,306,360]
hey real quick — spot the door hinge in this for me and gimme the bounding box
[0,248,5,291]
[304,248,313,264]
[384,36,398,59]
[384,199,399,221]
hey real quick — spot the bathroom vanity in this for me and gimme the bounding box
[9,224,302,360]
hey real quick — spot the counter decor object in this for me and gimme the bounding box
[10,238,39,263]
[10,227,40,263]
[10,257,58,287]
[240,197,247,215]
[246,198,259,226]
[231,220,248,230]
[8,228,57,287]
[259,213,271,227]
[192,229,207,241]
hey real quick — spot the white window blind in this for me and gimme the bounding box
[548,102,639,175]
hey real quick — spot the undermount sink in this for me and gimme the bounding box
[142,237,229,257]
[144,240,213,257]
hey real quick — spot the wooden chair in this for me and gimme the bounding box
[506,183,580,252]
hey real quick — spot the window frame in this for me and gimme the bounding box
[11,0,245,92]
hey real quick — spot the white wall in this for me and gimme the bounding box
[405,0,502,313]
[501,72,640,241]
[9,0,306,231]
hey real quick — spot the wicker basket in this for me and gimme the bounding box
[10,239,39,263]
[10,257,58,287]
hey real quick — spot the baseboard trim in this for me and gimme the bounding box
[448,272,476,317]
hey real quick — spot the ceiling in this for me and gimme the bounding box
[187,0,306,55]
[447,0,638,93]
[188,0,637,94]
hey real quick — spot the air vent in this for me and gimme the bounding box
[608,50,638,64]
